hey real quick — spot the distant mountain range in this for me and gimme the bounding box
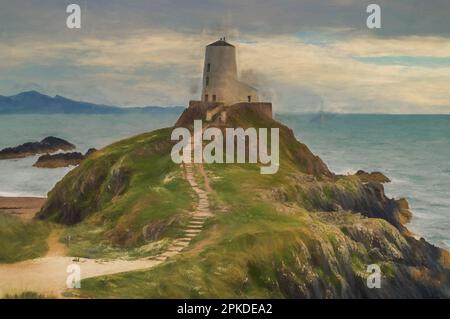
[0,91,185,114]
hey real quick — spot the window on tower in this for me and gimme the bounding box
[207,63,211,72]
[206,77,209,86]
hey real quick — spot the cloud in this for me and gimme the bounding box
[332,36,450,57]
[236,35,450,112]
[3,0,450,40]
[1,6,450,113]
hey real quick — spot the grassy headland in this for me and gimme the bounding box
[36,104,450,298]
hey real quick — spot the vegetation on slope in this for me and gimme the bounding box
[38,104,449,298]
[78,161,449,298]
[0,215,50,263]
[37,128,194,258]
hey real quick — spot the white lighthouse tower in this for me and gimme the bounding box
[201,38,258,106]
[179,38,272,126]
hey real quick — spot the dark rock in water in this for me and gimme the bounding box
[0,136,75,160]
[33,152,84,168]
[33,148,98,168]
[355,170,391,183]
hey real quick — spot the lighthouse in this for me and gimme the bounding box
[179,38,272,127]
[201,38,258,106]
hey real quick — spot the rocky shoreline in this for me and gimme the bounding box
[0,136,97,169]
[0,136,75,160]
[33,148,97,168]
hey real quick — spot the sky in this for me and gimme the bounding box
[0,0,449,113]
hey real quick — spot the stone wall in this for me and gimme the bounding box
[230,102,273,119]
[176,101,272,127]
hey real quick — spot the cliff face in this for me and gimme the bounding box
[38,103,449,298]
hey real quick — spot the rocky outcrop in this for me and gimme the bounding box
[0,136,75,160]
[274,214,450,298]
[33,152,84,168]
[355,170,391,183]
[276,174,405,229]
[397,198,413,222]
[33,148,97,168]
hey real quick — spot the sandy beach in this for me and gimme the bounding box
[0,197,46,221]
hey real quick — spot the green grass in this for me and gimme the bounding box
[74,137,340,296]
[77,161,375,298]
[41,128,194,258]
[0,215,50,263]
[32,109,419,298]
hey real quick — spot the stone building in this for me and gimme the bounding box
[201,38,259,106]
[178,38,272,126]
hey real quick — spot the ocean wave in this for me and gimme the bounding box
[0,190,46,197]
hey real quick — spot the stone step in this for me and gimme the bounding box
[192,211,209,216]
[185,230,202,235]
[191,219,206,224]
[188,223,204,228]
[186,234,201,238]
[187,226,204,231]
[193,209,208,214]
[186,230,202,236]
[193,213,212,218]
[191,218,208,222]
[193,218,209,223]
[192,216,206,225]
[175,238,191,244]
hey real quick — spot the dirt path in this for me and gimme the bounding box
[0,160,213,298]
[45,230,68,257]
[147,162,212,261]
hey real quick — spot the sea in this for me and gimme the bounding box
[0,113,448,249]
